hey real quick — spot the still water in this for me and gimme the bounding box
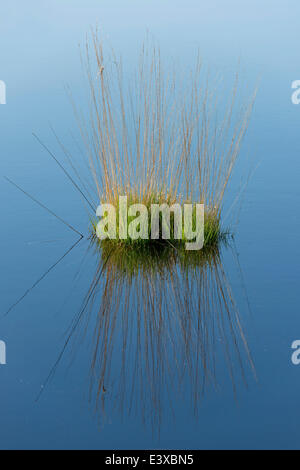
[1,1,300,449]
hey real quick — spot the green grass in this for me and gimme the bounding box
[69,32,255,263]
[88,190,231,276]
[89,228,230,277]
[90,190,228,253]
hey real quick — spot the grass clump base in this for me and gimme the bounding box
[90,190,228,253]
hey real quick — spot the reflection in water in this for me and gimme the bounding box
[49,241,256,430]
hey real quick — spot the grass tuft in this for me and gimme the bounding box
[70,30,255,256]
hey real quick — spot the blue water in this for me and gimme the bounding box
[1,1,300,449]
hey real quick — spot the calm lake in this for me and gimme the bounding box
[1,1,300,449]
